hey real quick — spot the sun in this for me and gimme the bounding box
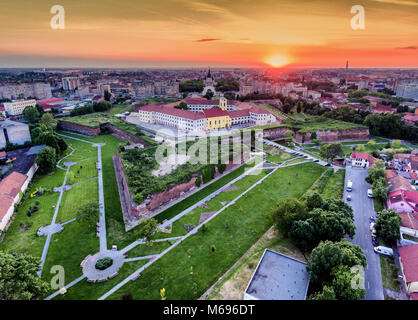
[265,54,289,68]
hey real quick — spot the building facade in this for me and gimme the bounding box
[3,99,37,116]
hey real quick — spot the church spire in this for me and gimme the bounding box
[207,67,212,79]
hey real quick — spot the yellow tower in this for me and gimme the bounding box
[219,97,228,111]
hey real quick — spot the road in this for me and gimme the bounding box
[344,165,384,300]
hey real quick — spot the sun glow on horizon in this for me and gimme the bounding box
[265,54,290,68]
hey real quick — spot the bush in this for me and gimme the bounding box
[95,257,113,270]
[195,176,201,187]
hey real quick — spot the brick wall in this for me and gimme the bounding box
[103,124,148,147]
[58,121,101,136]
[294,128,370,144]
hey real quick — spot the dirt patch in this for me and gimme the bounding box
[199,203,209,209]
[199,211,217,225]
[223,186,242,192]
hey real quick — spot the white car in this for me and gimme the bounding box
[369,222,376,231]
[374,246,393,256]
[347,195,352,201]
[367,189,373,198]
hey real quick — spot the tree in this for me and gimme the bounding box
[284,130,293,145]
[375,209,402,244]
[307,239,366,286]
[365,162,386,184]
[76,202,99,227]
[320,143,344,161]
[372,178,389,203]
[329,265,365,300]
[309,285,337,300]
[135,218,158,242]
[357,144,366,152]
[290,206,356,251]
[274,198,307,235]
[40,112,57,128]
[204,89,214,100]
[104,89,111,101]
[35,146,57,174]
[0,251,50,300]
[391,140,402,149]
[367,140,376,150]
[23,106,39,124]
[306,192,324,211]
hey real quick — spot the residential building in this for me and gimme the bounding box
[3,99,37,116]
[62,77,81,91]
[398,244,418,300]
[0,172,29,230]
[0,83,52,100]
[244,249,309,300]
[350,152,377,168]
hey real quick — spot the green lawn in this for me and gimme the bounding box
[58,179,99,222]
[67,158,98,185]
[105,162,325,300]
[380,256,401,292]
[321,169,345,199]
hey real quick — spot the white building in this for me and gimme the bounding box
[3,99,37,116]
[397,83,418,100]
[62,77,81,91]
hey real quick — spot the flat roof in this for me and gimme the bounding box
[245,249,309,300]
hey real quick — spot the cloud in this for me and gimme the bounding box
[396,46,417,49]
[194,38,222,42]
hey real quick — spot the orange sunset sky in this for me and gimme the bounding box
[0,0,417,68]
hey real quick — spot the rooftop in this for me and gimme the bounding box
[245,249,309,300]
[399,244,418,283]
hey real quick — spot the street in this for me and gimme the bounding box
[344,166,384,300]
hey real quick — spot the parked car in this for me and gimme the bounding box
[370,222,376,231]
[374,246,393,256]
[347,195,352,201]
[367,189,373,198]
[372,229,377,237]
[369,216,376,223]
[372,236,378,246]
[314,160,320,163]
[325,163,332,167]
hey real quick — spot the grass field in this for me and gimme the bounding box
[380,256,401,292]
[321,169,345,199]
[105,162,325,300]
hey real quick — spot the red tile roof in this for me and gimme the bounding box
[249,105,270,114]
[388,174,415,192]
[399,244,418,283]
[0,171,27,223]
[228,109,250,118]
[202,108,230,118]
[412,292,418,300]
[399,211,418,230]
[350,152,377,166]
[137,104,205,120]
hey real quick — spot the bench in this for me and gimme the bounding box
[87,279,96,283]
[109,272,118,279]
[98,278,107,283]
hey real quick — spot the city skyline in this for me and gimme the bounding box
[0,0,417,68]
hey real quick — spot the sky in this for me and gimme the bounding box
[0,0,417,68]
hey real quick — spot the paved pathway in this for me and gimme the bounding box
[57,145,75,170]
[44,274,87,300]
[96,144,107,252]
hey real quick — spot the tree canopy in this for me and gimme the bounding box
[22,106,39,124]
[0,251,50,300]
[274,198,307,235]
[306,239,366,286]
[35,146,57,174]
[375,209,402,245]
